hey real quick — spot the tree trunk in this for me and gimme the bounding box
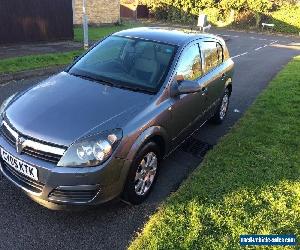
[255,12,261,29]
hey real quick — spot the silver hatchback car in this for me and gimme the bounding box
[0,28,234,209]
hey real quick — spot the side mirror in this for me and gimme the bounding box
[177,79,202,94]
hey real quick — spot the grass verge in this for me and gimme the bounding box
[0,23,138,74]
[74,22,140,42]
[0,50,83,74]
[129,56,300,250]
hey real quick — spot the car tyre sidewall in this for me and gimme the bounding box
[210,88,230,124]
[122,141,160,205]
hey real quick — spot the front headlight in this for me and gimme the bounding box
[57,129,122,167]
[0,93,17,124]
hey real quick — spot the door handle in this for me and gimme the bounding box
[201,86,208,95]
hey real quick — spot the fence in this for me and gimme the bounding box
[0,0,73,44]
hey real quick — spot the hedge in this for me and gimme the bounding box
[141,0,300,34]
[268,5,300,34]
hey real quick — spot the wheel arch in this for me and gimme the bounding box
[126,126,169,163]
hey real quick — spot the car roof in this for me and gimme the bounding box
[114,27,221,46]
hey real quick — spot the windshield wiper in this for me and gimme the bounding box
[69,72,115,87]
[69,72,154,94]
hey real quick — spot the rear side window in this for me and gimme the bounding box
[176,44,202,81]
[201,41,223,73]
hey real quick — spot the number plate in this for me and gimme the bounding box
[0,147,38,181]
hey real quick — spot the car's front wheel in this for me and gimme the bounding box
[122,141,160,204]
[210,88,230,124]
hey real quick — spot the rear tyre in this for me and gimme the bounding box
[210,88,230,124]
[122,141,160,205]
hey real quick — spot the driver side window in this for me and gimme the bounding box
[177,44,202,81]
[84,37,127,65]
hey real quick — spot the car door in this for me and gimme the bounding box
[169,42,207,146]
[200,40,226,115]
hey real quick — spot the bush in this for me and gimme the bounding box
[142,0,215,21]
[142,0,300,34]
[268,5,300,33]
[202,7,222,25]
[220,0,247,11]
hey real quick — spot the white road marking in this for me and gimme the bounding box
[250,37,267,41]
[231,52,248,59]
[219,34,239,38]
[269,40,278,45]
[255,47,263,51]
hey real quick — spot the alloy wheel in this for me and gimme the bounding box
[219,92,229,120]
[134,151,158,196]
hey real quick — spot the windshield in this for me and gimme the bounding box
[68,35,177,93]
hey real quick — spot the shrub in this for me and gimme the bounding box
[268,5,300,33]
[202,7,223,25]
[220,0,247,11]
[142,0,300,34]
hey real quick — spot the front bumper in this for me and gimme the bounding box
[0,136,128,210]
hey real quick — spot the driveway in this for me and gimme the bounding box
[0,30,299,250]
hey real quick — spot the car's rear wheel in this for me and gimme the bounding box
[210,88,230,124]
[122,141,160,204]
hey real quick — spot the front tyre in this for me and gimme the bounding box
[210,88,230,124]
[122,141,160,204]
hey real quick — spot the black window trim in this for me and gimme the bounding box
[200,39,224,76]
[175,41,204,82]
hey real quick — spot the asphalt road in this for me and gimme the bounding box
[0,30,299,250]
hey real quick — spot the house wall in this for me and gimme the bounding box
[73,0,120,25]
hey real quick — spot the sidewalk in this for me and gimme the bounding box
[0,41,82,60]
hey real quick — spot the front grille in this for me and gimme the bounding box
[0,124,16,147]
[1,161,44,193]
[49,188,99,203]
[22,147,62,164]
[0,122,64,165]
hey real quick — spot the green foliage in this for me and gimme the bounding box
[269,5,300,33]
[143,0,215,21]
[246,0,272,27]
[220,0,247,11]
[143,0,300,34]
[202,7,223,25]
[247,0,272,12]
[272,0,300,7]
[74,22,139,42]
[130,56,300,249]
[0,24,139,74]
[0,50,83,74]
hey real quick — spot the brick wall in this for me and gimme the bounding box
[73,0,120,25]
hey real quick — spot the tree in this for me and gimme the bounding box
[220,0,247,11]
[247,0,272,28]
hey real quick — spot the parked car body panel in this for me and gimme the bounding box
[0,27,234,209]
